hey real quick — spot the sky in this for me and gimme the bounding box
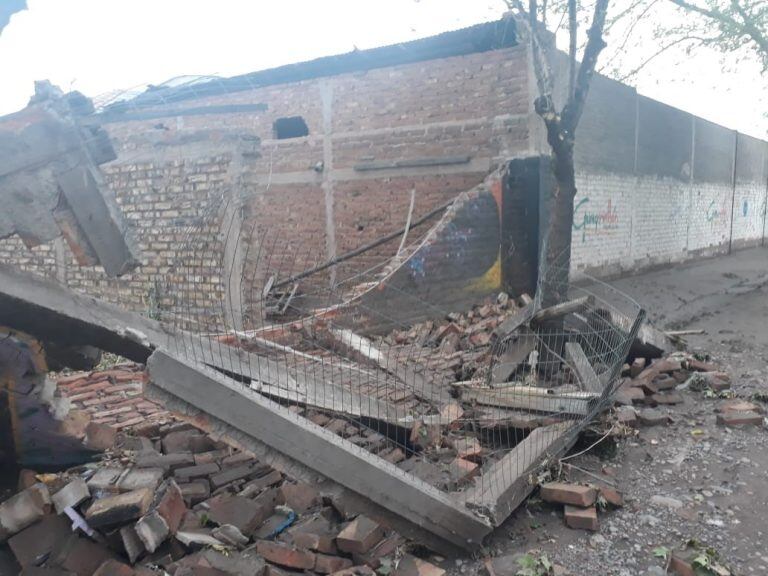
[0,0,765,138]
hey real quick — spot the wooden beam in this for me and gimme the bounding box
[465,422,575,524]
[147,350,492,549]
[530,295,594,327]
[564,341,602,394]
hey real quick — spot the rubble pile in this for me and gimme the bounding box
[613,353,764,428]
[0,367,449,576]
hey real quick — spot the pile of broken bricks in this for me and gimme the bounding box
[538,482,623,532]
[613,353,764,429]
[0,367,451,576]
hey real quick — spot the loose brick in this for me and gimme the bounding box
[156,479,188,534]
[93,559,136,576]
[716,412,763,426]
[48,534,115,576]
[315,553,354,574]
[51,478,90,514]
[85,488,154,528]
[598,486,624,508]
[540,482,597,508]
[175,462,220,482]
[0,483,52,540]
[563,505,598,531]
[206,495,269,535]
[136,510,170,553]
[117,467,165,493]
[336,516,384,554]
[393,555,445,576]
[279,482,321,513]
[256,540,316,570]
[8,514,71,567]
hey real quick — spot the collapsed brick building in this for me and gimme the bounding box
[1,16,765,330]
[1,16,767,570]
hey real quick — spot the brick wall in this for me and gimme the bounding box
[2,29,766,326]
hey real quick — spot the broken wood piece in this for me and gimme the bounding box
[564,342,602,394]
[458,385,595,416]
[530,296,594,327]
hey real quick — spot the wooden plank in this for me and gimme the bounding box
[491,332,536,383]
[564,342,602,394]
[530,296,594,327]
[147,350,492,548]
[465,422,575,524]
[459,385,595,416]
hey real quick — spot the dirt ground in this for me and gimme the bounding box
[466,247,768,576]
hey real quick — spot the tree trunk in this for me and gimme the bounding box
[540,129,577,309]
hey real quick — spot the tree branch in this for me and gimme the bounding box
[568,0,578,99]
[561,0,610,132]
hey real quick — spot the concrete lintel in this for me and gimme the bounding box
[147,349,492,549]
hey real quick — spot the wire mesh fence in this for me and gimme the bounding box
[158,190,645,514]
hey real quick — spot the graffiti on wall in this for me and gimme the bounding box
[705,198,728,223]
[572,197,620,242]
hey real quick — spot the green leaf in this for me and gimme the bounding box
[653,546,671,559]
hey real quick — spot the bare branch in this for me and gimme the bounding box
[561,0,610,132]
[568,0,578,99]
[615,34,714,81]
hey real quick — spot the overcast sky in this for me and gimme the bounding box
[0,0,765,138]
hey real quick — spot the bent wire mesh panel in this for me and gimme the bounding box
[156,174,644,525]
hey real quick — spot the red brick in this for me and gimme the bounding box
[540,482,597,507]
[716,412,763,426]
[93,559,135,576]
[315,554,354,574]
[206,495,269,536]
[598,486,624,507]
[336,516,384,554]
[393,555,445,576]
[156,480,188,534]
[256,540,316,570]
[84,421,118,451]
[563,505,598,531]
[279,482,321,513]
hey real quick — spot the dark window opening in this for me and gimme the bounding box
[273,116,309,139]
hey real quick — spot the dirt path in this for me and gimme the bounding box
[471,247,768,576]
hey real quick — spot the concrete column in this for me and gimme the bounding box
[320,81,337,288]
